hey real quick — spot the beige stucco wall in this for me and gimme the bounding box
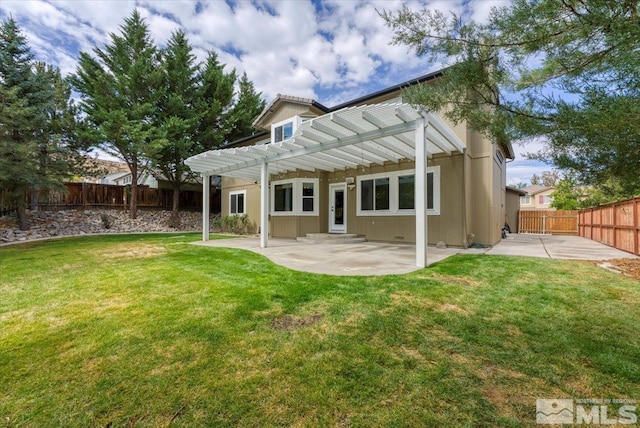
[265,156,466,246]
[462,127,506,246]
[220,176,261,234]
[220,141,503,247]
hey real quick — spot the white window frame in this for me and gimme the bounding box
[229,190,246,215]
[520,195,532,205]
[271,117,299,143]
[270,178,319,216]
[356,166,440,216]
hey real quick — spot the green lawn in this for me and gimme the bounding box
[1,234,639,427]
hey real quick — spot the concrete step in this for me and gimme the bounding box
[296,233,367,244]
[296,237,367,244]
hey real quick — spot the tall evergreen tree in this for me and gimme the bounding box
[224,72,266,144]
[151,37,265,221]
[151,30,200,224]
[31,63,85,209]
[194,53,236,151]
[71,10,162,219]
[0,17,77,230]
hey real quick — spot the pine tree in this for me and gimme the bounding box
[224,72,266,144]
[151,30,200,224]
[71,10,162,219]
[0,17,77,230]
[31,63,85,209]
[194,53,236,151]
[151,37,265,221]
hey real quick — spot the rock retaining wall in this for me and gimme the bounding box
[0,209,217,244]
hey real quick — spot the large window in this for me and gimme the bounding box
[274,183,293,212]
[360,178,389,211]
[520,195,531,205]
[271,178,319,216]
[357,167,440,216]
[398,175,415,210]
[229,190,246,215]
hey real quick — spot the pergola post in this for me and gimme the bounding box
[415,118,428,268]
[260,161,269,248]
[202,174,210,242]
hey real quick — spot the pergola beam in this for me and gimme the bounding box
[204,120,416,176]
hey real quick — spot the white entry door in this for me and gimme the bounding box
[329,183,347,233]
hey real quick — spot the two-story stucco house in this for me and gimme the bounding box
[520,185,556,210]
[186,69,515,267]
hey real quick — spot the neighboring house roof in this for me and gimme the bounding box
[506,186,527,195]
[116,168,201,184]
[521,185,555,195]
[102,171,129,182]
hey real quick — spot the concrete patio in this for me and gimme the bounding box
[193,237,485,276]
[193,233,638,276]
[486,233,638,260]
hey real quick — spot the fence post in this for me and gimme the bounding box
[612,202,617,248]
[634,197,639,256]
[542,215,546,234]
[82,182,87,209]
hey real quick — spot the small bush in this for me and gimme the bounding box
[222,214,249,234]
[212,215,223,232]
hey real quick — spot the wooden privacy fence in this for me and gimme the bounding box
[1,182,218,213]
[518,210,579,235]
[579,197,640,256]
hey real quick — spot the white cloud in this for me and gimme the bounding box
[0,0,493,108]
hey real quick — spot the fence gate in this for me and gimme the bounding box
[518,210,579,235]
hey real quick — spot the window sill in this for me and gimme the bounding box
[271,212,319,217]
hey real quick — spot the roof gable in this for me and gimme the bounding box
[522,185,555,195]
[252,94,328,130]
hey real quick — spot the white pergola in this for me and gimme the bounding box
[186,103,465,268]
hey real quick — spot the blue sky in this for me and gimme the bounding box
[0,0,551,185]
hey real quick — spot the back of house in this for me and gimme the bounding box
[188,69,514,249]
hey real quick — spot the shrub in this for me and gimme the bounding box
[222,214,249,234]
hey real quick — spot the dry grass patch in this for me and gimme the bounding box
[97,243,167,259]
[413,272,483,287]
[270,313,324,331]
[388,291,435,309]
[436,303,469,315]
